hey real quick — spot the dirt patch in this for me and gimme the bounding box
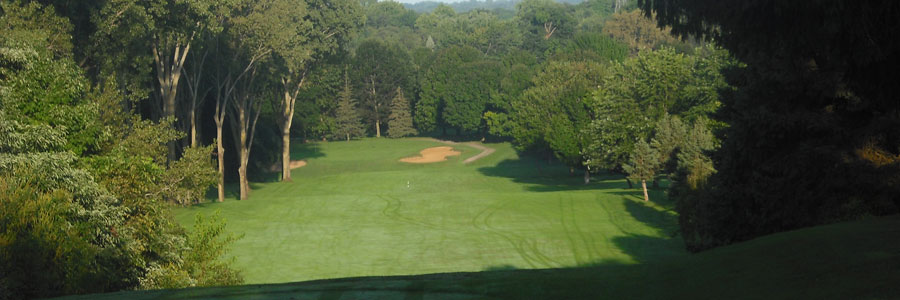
[400,146,461,163]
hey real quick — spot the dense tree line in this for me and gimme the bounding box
[639,0,900,251]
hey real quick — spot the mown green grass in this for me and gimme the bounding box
[59,215,900,299]
[55,138,900,299]
[174,138,684,284]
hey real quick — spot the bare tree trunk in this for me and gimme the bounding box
[641,179,649,202]
[152,38,193,162]
[584,169,591,184]
[190,109,198,147]
[216,122,225,202]
[277,72,306,182]
[375,118,381,138]
[281,127,291,181]
[185,49,209,148]
[238,141,250,200]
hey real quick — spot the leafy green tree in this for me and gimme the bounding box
[602,9,679,54]
[0,1,102,155]
[416,9,522,56]
[623,139,659,202]
[516,0,574,56]
[509,60,605,179]
[387,87,417,138]
[649,113,686,181]
[417,45,502,135]
[352,39,414,137]
[516,0,574,40]
[675,119,715,190]
[582,85,650,188]
[271,0,363,182]
[333,69,365,141]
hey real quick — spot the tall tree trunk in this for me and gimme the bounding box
[278,73,305,182]
[281,127,291,181]
[152,39,193,163]
[239,145,250,200]
[375,118,381,138]
[625,177,634,189]
[584,169,591,184]
[190,108,198,147]
[641,179,649,202]
[216,122,225,202]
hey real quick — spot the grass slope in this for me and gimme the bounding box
[176,138,684,284]
[58,215,900,299]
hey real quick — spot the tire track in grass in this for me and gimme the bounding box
[560,194,600,265]
[379,194,438,229]
[470,198,539,268]
[471,198,561,268]
[559,197,584,265]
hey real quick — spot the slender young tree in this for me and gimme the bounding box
[623,140,660,202]
[387,87,417,138]
[334,70,365,141]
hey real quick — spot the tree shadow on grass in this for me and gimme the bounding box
[478,158,632,192]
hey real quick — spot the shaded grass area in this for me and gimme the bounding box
[58,215,900,299]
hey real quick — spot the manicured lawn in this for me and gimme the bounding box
[56,138,900,299]
[174,138,685,284]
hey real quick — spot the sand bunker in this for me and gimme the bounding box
[288,160,307,169]
[400,146,461,163]
[269,160,307,172]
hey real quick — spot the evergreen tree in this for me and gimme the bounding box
[387,87,417,138]
[650,114,687,176]
[623,140,660,202]
[334,70,365,141]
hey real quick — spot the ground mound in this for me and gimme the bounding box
[399,146,461,163]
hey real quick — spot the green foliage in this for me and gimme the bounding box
[0,179,107,299]
[551,32,628,63]
[582,86,650,172]
[416,45,506,135]
[601,9,679,54]
[623,139,659,183]
[0,1,104,155]
[642,0,900,251]
[649,114,686,173]
[352,39,414,135]
[387,87,417,138]
[140,212,242,289]
[365,1,418,28]
[333,70,366,141]
[416,9,521,56]
[509,59,605,167]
